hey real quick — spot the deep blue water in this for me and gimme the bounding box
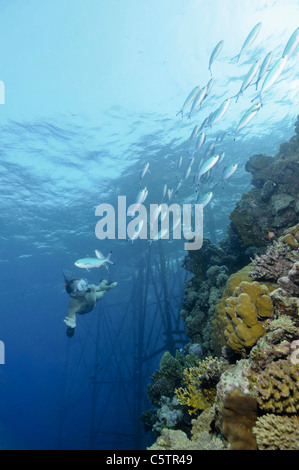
[0,0,298,450]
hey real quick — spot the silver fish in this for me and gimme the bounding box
[75,250,114,270]
[222,163,238,181]
[234,59,261,102]
[234,103,261,137]
[209,40,224,76]
[197,154,219,178]
[282,27,299,58]
[176,85,200,118]
[252,55,288,104]
[188,86,207,119]
[140,162,149,182]
[210,98,230,126]
[232,22,262,62]
[197,191,213,208]
[193,131,206,154]
[188,125,200,141]
[255,51,273,90]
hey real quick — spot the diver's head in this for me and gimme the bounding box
[65,279,90,296]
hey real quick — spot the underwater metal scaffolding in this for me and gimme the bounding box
[58,242,188,450]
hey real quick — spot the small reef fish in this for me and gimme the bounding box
[75,250,114,270]
[204,77,214,99]
[215,151,225,167]
[176,85,200,118]
[162,183,167,202]
[204,141,215,159]
[174,179,183,196]
[209,40,224,76]
[232,22,262,62]
[233,59,261,102]
[178,155,183,169]
[197,154,219,178]
[252,55,288,104]
[255,51,273,90]
[234,102,262,137]
[197,191,213,208]
[267,231,275,240]
[210,98,230,127]
[193,131,206,154]
[139,162,149,183]
[188,125,200,141]
[282,27,299,59]
[129,220,144,244]
[222,163,238,182]
[188,86,207,119]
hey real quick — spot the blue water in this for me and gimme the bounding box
[0,0,298,450]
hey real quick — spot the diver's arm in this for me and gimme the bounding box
[95,280,118,292]
[64,299,78,328]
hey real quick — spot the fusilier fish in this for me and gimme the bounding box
[176,86,200,118]
[193,132,206,154]
[222,163,238,181]
[188,86,207,119]
[140,162,149,182]
[210,98,230,126]
[234,102,261,137]
[75,250,114,270]
[197,154,219,178]
[282,27,299,59]
[209,40,224,76]
[252,55,288,104]
[233,59,261,102]
[255,51,273,90]
[232,22,262,62]
[197,191,213,208]
[188,125,200,141]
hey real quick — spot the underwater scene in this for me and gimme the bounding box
[0,0,298,452]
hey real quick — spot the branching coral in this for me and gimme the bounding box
[174,357,224,415]
[253,414,299,450]
[252,359,299,414]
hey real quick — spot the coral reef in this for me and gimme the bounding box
[145,119,299,450]
[253,414,299,450]
[228,119,299,249]
[252,359,299,414]
[174,357,227,415]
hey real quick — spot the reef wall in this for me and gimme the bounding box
[145,118,299,450]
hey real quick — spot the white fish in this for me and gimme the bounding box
[174,179,183,196]
[209,40,224,76]
[176,86,200,118]
[193,132,206,154]
[197,191,213,208]
[162,183,167,202]
[204,78,214,99]
[233,59,261,102]
[254,51,273,90]
[222,163,238,181]
[282,27,299,59]
[188,86,207,119]
[210,99,230,126]
[140,162,149,182]
[197,155,219,178]
[129,220,144,244]
[184,164,192,182]
[232,22,262,62]
[167,188,173,202]
[188,125,200,141]
[252,55,288,104]
[215,151,225,167]
[178,155,183,169]
[75,250,114,270]
[234,102,261,137]
[204,141,215,159]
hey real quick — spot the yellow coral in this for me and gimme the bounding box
[175,359,217,415]
[253,414,299,450]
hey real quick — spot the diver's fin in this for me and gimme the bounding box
[62,269,74,283]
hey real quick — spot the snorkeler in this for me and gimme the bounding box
[63,273,117,337]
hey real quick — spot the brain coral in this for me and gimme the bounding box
[254,359,299,414]
[253,414,299,450]
[223,280,273,354]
